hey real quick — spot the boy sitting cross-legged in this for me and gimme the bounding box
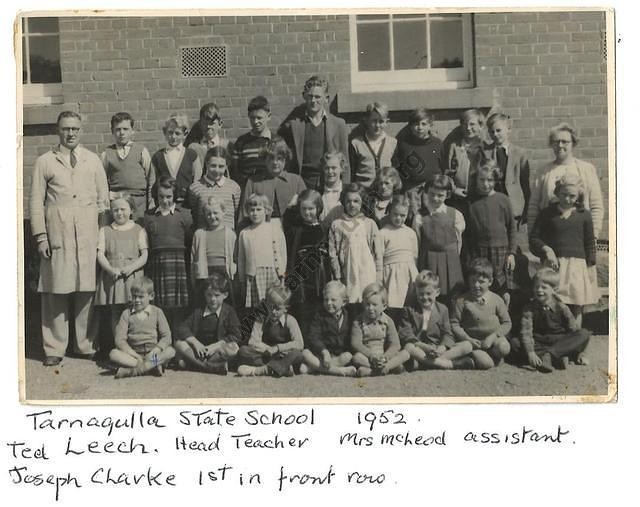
[300,281,357,377]
[109,277,175,379]
[174,273,240,375]
[398,270,475,370]
[450,258,512,369]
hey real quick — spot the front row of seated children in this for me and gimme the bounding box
[109,259,590,379]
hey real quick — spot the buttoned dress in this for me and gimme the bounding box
[30,145,109,294]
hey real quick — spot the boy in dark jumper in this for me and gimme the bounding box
[300,281,356,376]
[151,112,202,206]
[174,273,240,375]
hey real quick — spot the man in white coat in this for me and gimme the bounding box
[29,111,109,366]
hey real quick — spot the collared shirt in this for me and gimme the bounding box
[421,309,433,332]
[58,144,75,167]
[203,175,226,188]
[100,141,152,166]
[130,305,152,322]
[202,306,223,319]
[305,110,327,128]
[155,203,176,216]
[165,145,185,176]
[321,182,343,221]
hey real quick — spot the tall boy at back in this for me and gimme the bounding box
[278,75,350,190]
[101,112,154,221]
[232,96,273,187]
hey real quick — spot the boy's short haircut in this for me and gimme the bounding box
[164,113,190,132]
[248,96,271,114]
[414,270,440,290]
[476,161,501,181]
[303,75,329,94]
[324,280,348,302]
[199,102,220,121]
[467,258,494,280]
[153,176,177,203]
[204,272,230,294]
[110,192,137,214]
[110,112,134,130]
[340,182,367,208]
[204,196,226,213]
[426,174,454,194]
[321,151,348,174]
[262,136,292,162]
[364,102,389,120]
[461,109,486,126]
[243,192,273,217]
[362,282,388,306]
[130,276,155,296]
[486,112,509,128]
[204,145,231,167]
[57,110,82,125]
[532,267,561,289]
[408,107,433,126]
[297,189,324,217]
[266,285,292,306]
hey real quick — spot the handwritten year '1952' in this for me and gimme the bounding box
[356,410,407,431]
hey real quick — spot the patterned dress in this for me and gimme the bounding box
[95,222,148,305]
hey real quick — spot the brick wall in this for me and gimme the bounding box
[475,11,609,237]
[22,11,610,236]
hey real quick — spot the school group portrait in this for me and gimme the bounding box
[19,9,614,401]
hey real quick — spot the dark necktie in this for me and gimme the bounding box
[496,147,507,178]
[70,149,77,168]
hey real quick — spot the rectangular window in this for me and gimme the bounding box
[350,13,474,92]
[21,17,63,105]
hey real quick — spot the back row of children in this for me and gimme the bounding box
[96,75,598,378]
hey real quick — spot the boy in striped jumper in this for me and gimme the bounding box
[231,96,273,187]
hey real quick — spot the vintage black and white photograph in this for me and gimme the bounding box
[18,9,615,402]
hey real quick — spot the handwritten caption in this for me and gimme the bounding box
[5,408,573,501]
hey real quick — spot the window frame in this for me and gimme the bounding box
[348,13,475,93]
[21,17,63,105]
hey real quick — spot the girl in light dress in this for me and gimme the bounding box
[328,182,382,304]
[237,192,287,309]
[529,174,598,327]
[379,194,418,308]
[96,195,149,331]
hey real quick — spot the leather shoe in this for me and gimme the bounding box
[43,356,62,366]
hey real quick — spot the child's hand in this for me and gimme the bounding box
[543,247,559,270]
[528,352,542,367]
[37,239,51,259]
[120,265,135,278]
[506,254,516,272]
[321,351,332,370]
[191,341,208,359]
[453,187,467,198]
[482,333,497,350]
[109,267,122,280]
[268,345,279,355]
